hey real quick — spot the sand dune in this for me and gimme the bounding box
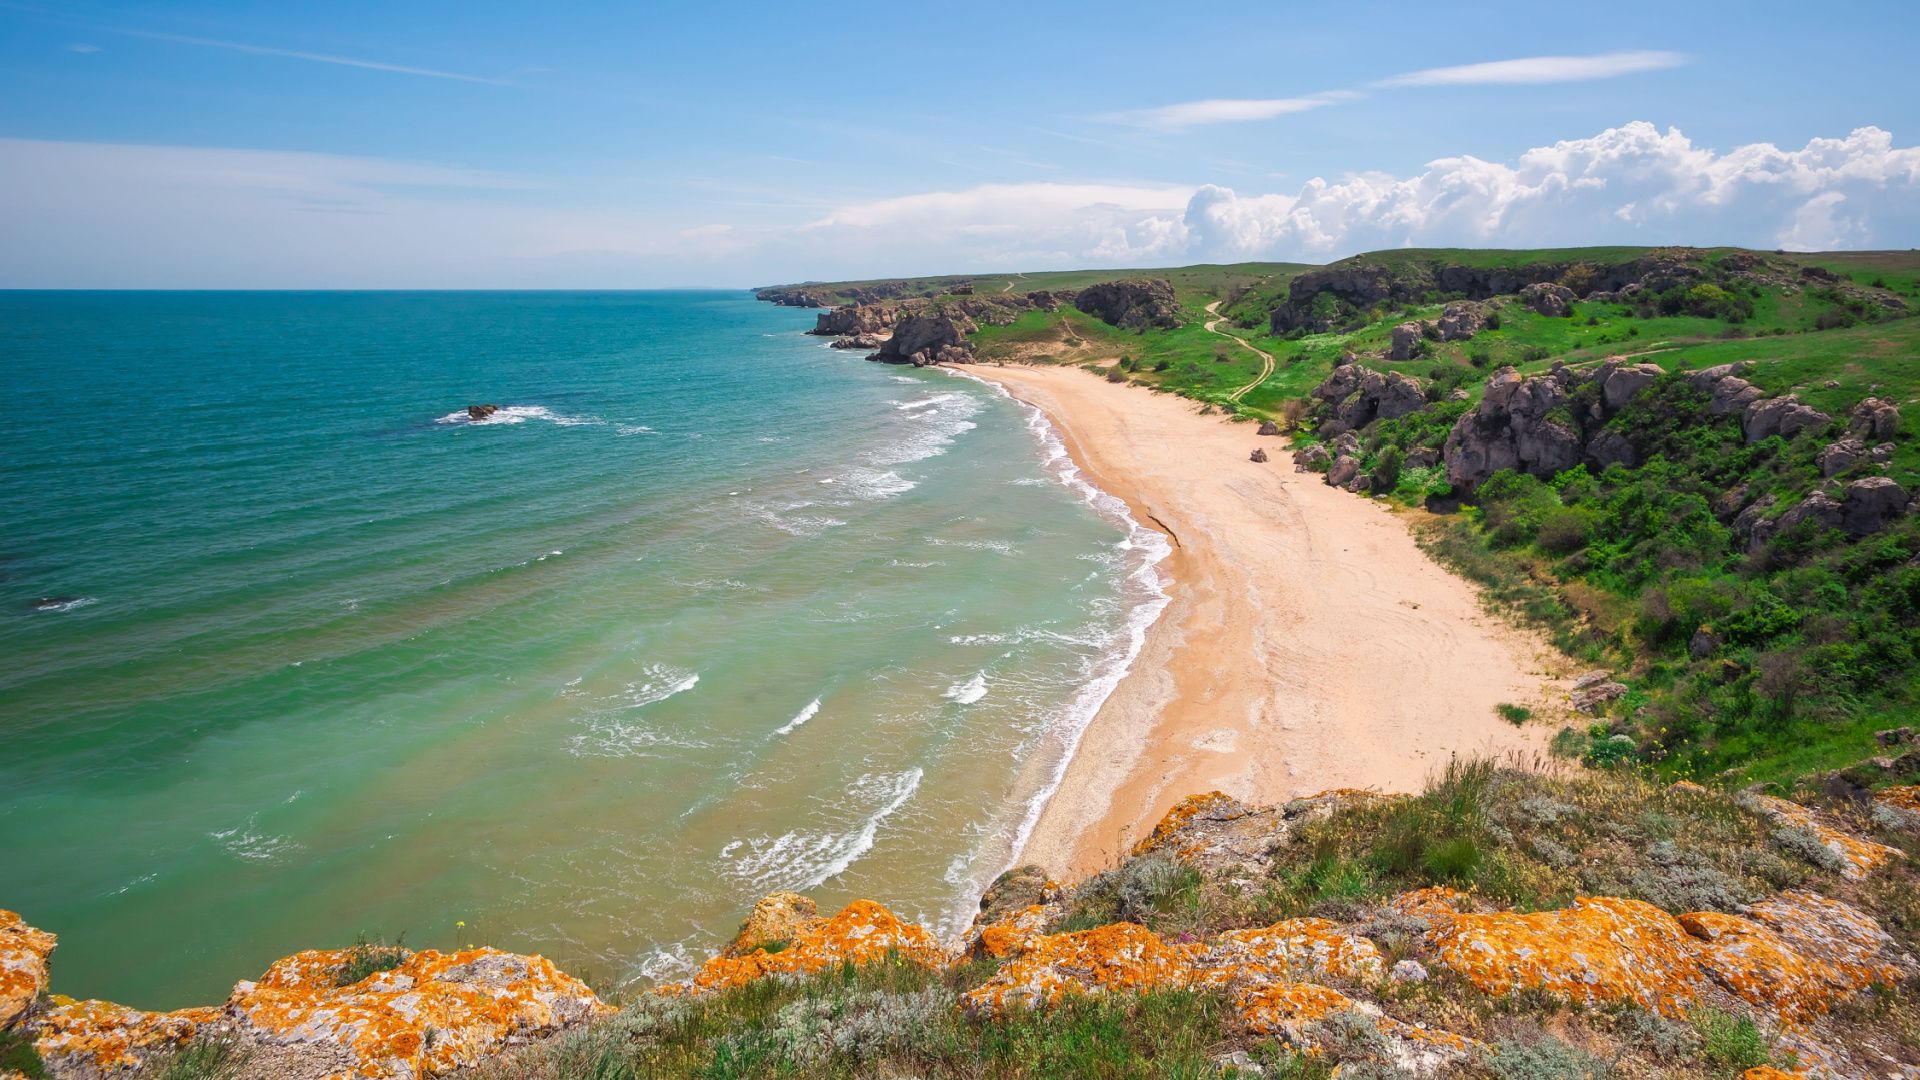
[969,363,1567,879]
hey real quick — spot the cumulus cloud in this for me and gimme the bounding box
[4,123,1917,287]
[1102,93,1357,132]
[1378,50,1687,87]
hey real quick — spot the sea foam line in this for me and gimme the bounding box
[937,365,1174,928]
[775,697,821,736]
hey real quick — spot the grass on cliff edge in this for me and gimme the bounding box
[467,762,1920,1080]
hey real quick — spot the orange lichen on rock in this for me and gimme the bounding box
[1748,793,1902,880]
[0,910,56,1028]
[1131,791,1243,857]
[226,946,606,1079]
[1198,917,1385,985]
[1741,1067,1807,1080]
[723,892,818,958]
[1878,785,1920,813]
[962,922,1198,1017]
[1387,886,1477,920]
[1743,891,1914,995]
[1424,897,1707,1016]
[1232,982,1474,1074]
[675,899,948,996]
[1679,911,1838,1021]
[30,996,219,1073]
[969,904,1054,960]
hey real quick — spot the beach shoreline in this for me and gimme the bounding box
[963,361,1568,881]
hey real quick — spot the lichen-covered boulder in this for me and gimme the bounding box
[1679,893,1912,1022]
[29,997,221,1077]
[1744,794,1903,880]
[676,899,948,995]
[1233,982,1474,1074]
[724,892,817,958]
[963,922,1196,1017]
[1194,918,1385,985]
[1,910,55,1028]
[1422,896,1708,1015]
[226,946,607,1079]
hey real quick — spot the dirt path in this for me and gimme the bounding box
[999,272,1027,295]
[1202,300,1276,402]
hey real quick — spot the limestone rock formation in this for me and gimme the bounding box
[1,909,55,1028]
[1433,301,1486,341]
[1848,396,1902,441]
[1743,394,1832,444]
[1072,279,1181,331]
[29,945,606,1079]
[870,311,976,366]
[1309,364,1425,430]
[1518,282,1576,317]
[1841,476,1911,536]
[1388,321,1425,361]
[667,899,949,996]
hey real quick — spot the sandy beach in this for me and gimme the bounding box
[970,363,1568,880]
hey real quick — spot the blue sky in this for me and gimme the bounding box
[2,0,1917,287]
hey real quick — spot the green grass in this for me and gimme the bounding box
[335,934,410,986]
[0,1026,48,1080]
[1496,703,1534,725]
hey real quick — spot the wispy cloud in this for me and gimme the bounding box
[1377,50,1686,87]
[66,42,101,54]
[114,28,507,84]
[1101,92,1358,132]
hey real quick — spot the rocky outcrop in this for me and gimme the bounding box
[827,331,886,350]
[870,311,976,366]
[1519,282,1576,317]
[1433,301,1487,341]
[1387,321,1425,361]
[811,302,903,337]
[1743,793,1904,880]
[666,900,949,996]
[28,945,606,1079]
[1569,669,1628,714]
[1841,476,1911,536]
[2,910,54,1029]
[1849,397,1902,441]
[465,404,498,421]
[752,286,831,308]
[1072,279,1182,331]
[1743,394,1832,444]
[1442,366,1581,491]
[1309,362,1426,431]
[1815,437,1892,477]
[1129,789,1393,884]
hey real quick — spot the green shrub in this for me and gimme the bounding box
[1496,703,1533,725]
[0,1027,47,1080]
[1690,1007,1772,1069]
[335,934,410,987]
[152,1035,254,1080]
[1483,1033,1613,1079]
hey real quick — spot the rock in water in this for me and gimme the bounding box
[466,404,499,421]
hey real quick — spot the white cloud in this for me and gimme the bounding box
[1379,50,1686,87]
[67,43,102,54]
[1101,93,1356,132]
[3,123,1917,287]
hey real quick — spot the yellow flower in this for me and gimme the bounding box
[456,920,466,928]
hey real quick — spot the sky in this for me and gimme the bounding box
[2,0,1918,288]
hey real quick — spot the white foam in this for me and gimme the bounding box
[435,405,601,427]
[616,424,657,436]
[894,394,957,410]
[720,769,922,892]
[210,816,303,863]
[565,665,704,758]
[30,597,98,613]
[865,390,981,466]
[944,672,988,705]
[774,697,821,736]
[935,365,1175,934]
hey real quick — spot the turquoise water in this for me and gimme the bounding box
[0,292,1167,1008]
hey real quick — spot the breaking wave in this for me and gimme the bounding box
[943,672,988,705]
[720,769,922,893]
[775,698,821,737]
[435,405,602,427]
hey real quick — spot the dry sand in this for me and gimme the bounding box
[969,363,1568,880]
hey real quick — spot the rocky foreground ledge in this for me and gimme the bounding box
[5,774,1918,1079]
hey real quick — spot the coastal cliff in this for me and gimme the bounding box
[6,761,1917,1078]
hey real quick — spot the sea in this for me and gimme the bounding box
[0,290,1169,1008]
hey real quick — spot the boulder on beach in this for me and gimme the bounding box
[1250,447,1269,463]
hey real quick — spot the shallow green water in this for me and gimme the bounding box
[0,291,1167,1007]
